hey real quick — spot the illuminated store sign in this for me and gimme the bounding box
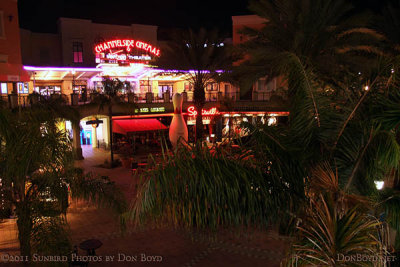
[134,107,166,113]
[94,39,161,65]
[187,106,220,116]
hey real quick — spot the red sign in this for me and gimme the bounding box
[187,106,220,116]
[94,39,161,56]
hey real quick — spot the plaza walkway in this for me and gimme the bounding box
[0,145,289,266]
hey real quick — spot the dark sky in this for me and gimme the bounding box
[18,0,391,36]
[18,0,250,34]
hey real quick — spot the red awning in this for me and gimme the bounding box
[0,63,30,82]
[113,119,168,135]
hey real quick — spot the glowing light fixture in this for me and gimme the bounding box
[374,181,384,190]
[267,116,277,126]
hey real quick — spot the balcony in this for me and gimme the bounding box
[0,90,288,112]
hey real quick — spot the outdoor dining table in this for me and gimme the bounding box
[79,239,103,256]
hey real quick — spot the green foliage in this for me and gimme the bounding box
[130,143,300,230]
[235,0,383,97]
[102,76,124,98]
[0,107,126,257]
[285,194,386,267]
[30,217,71,266]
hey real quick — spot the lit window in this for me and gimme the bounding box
[184,82,193,91]
[0,83,7,94]
[206,83,218,91]
[18,83,29,94]
[73,42,83,63]
[0,11,4,38]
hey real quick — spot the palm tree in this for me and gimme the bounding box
[285,194,386,266]
[236,0,383,124]
[373,1,400,57]
[156,28,231,141]
[232,0,400,250]
[94,76,124,165]
[0,107,126,258]
[130,142,295,230]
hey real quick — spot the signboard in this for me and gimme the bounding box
[134,107,166,113]
[94,39,161,65]
[187,106,220,116]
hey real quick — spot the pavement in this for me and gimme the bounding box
[0,145,289,267]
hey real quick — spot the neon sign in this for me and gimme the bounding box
[94,39,161,57]
[134,107,166,113]
[187,106,220,116]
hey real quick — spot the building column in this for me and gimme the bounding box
[12,82,18,94]
[92,127,97,148]
[72,121,84,160]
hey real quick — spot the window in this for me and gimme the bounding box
[158,85,172,98]
[184,82,193,91]
[18,83,29,94]
[36,86,61,96]
[72,42,83,63]
[0,83,7,94]
[206,83,218,91]
[0,11,5,38]
[140,80,150,92]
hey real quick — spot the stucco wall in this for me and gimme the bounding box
[58,17,158,67]
[0,0,23,65]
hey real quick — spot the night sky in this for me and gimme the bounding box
[18,0,392,36]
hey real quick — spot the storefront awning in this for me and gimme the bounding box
[23,66,102,81]
[0,63,30,82]
[113,119,168,134]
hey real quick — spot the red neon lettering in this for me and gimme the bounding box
[94,39,161,56]
[187,106,219,116]
[188,106,197,116]
[95,45,102,53]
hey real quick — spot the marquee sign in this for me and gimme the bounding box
[94,39,161,65]
[187,106,220,116]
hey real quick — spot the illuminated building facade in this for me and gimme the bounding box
[1,15,289,157]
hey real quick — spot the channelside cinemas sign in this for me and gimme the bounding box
[94,39,161,65]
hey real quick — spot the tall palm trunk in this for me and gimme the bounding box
[195,103,204,142]
[109,104,114,164]
[194,79,205,143]
[16,202,32,260]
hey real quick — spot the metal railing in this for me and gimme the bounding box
[1,90,287,108]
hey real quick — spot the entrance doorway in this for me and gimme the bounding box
[80,129,92,145]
